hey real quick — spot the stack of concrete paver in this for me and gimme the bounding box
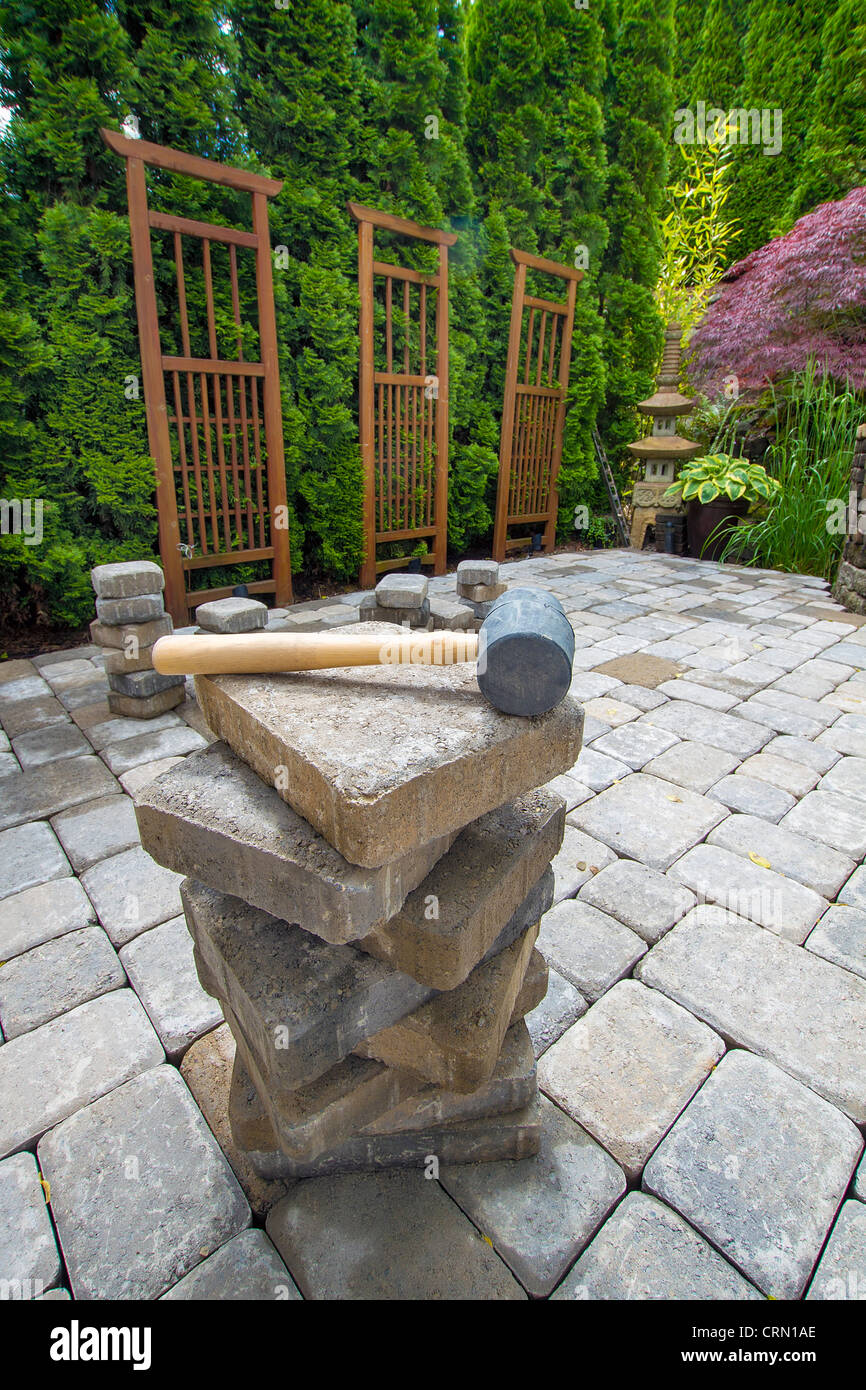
[135,623,583,1178]
[457,560,507,626]
[359,573,433,629]
[89,562,181,719]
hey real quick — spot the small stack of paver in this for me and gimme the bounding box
[135,622,583,1178]
[456,559,507,626]
[359,573,433,629]
[89,561,182,720]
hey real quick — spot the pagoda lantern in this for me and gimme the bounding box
[627,324,701,550]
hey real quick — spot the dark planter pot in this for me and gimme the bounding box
[687,497,750,562]
[407,557,422,573]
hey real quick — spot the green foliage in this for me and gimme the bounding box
[787,0,866,222]
[719,365,864,579]
[725,0,825,254]
[599,0,674,461]
[465,0,609,535]
[663,453,780,506]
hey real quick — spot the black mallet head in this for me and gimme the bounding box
[476,586,574,717]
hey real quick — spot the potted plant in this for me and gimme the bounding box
[662,453,780,561]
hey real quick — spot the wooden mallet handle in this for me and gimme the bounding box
[152,630,480,676]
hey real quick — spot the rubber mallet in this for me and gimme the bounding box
[152,586,575,716]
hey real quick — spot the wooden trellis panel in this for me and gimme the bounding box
[492,249,582,562]
[101,128,292,623]
[349,202,457,589]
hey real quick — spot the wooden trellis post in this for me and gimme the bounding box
[102,128,292,623]
[492,249,582,562]
[349,202,457,589]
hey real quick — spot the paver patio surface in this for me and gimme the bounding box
[2,549,864,1299]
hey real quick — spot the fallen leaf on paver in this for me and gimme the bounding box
[666,794,682,803]
[576,861,586,871]
[39,1176,50,1204]
[748,851,771,869]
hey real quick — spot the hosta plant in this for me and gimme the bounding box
[662,454,780,507]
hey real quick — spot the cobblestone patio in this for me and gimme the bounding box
[2,548,865,1300]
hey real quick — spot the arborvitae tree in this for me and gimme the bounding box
[0,0,252,628]
[787,0,866,222]
[465,0,609,535]
[725,0,825,255]
[0,0,150,628]
[355,0,492,555]
[231,0,368,578]
[688,0,749,111]
[599,0,674,460]
[672,0,704,109]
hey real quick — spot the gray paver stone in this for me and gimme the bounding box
[195,597,268,633]
[668,842,827,943]
[570,773,728,871]
[0,1152,61,1296]
[707,814,855,899]
[0,927,124,1039]
[0,820,70,899]
[806,1202,866,1300]
[107,669,184,699]
[707,774,796,823]
[642,740,741,793]
[374,574,428,608]
[0,877,95,961]
[0,756,118,832]
[11,723,89,769]
[0,989,163,1158]
[551,824,618,903]
[539,980,724,1181]
[266,1169,526,1299]
[101,723,206,775]
[635,912,866,1122]
[524,967,588,1058]
[120,915,223,1059]
[781,789,866,859]
[160,1228,299,1300]
[591,723,680,770]
[95,593,165,625]
[737,751,820,798]
[553,1192,761,1301]
[439,1093,625,1298]
[538,900,646,1001]
[38,1066,249,1299]
[456,559,499,587]
[51,794,141,873]
[90,561,164,599]
[638,701,771,757]
[642,1050,862,1300]
[81,845,184,947]
[819,756,866,804]
[578,859,696,944]
[839,865,866,911]
[805,907,866,980]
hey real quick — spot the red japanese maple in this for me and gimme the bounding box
[689,186,866,393]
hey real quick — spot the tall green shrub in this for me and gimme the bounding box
[788,0,866,222]
[465,0,609,536]
[726,0,824,254]
[599,0,674,460]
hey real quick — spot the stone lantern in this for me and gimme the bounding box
[627,324,701,550]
